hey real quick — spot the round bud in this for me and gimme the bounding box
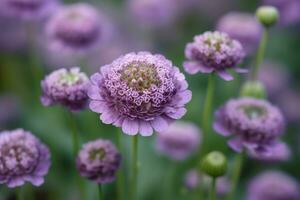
[256,6,279,27]
[201,151,227,178]
[240,81,267,99]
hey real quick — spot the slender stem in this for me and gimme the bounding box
[17,187,24,200]
[226,153,244,200]
[209,178,217,200]
[130,135,139,200]
[66,110,80,157]
[163,162,177,200]
[252,28,269,80]
[202,74,215,144]
[116,132,125,200]
[98,184,104,200]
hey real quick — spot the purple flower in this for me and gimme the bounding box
[76,139,121,184]
[0,0,58,21]
[277,90,300,123]
[183,31,246,81]
[45,3,109,55]
[247,171,300,200]
[217,12,262,55]
[213,97,285,156]
[0,129,51,188]
[156,121,201,160]
[41,67,89,111]
[88,52,192,136]
[263,0,300,25]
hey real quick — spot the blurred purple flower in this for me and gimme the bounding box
[184,169,231,197]
[44,3,109,56]
[41,67,89,111]
[184,31,246,81]
[0,129,51,188]
[214,97,285,156]
[0,94,20,127]
[156,121,201,160]
[247,171,300,200]
[76,139,121,184]
[88,51,191,136]
[0,0,58,21]
[277,90,300,123]
[263,0,300,25]
[217,12,262,55]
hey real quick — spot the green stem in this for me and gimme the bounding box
[252,28,269,80]
[130,135,139,200]
[209,178,217,200]
[163,163,177,200]
[17,187,24,200]
[116,132,125,200]
[226,153,244,200]
[66,110,80,157]
[98,184,104,200]
[202,74,215,144]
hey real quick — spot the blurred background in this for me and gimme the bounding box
[0,0,300,199]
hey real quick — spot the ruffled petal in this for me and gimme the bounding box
[90,73,102,84]
[217,70,234,81]
[213,121,231,136]
[122,119,139,135]
[89,101,107,113]
[100,111,119,124]
[139,121,153,136]
[228,137,243,152]
[151,116,169,132]
[166,108,187,119]
[88,85,103,100]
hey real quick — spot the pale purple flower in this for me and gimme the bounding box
[88,52,192,136]
[76,139,121,184]
[184,31,246,81]
[41,67,89,111]
[217,12,262,55]
[263,0,300,25]
[0,129,51,188]
[0,0,58,21]
[247,171,300,200]
[214,97,285,156]
[45,3,109,55]
[156,122,201,160]
[277,90,300,123]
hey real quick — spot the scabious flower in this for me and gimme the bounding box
[217,12,262,55]
[0,0,58,21]
[214,97,285,156]
[247,171,300,200]
[184,31,246,81]
[0,129,51,188]
[41,67,89,111]
[76,139,121,184]
[156,122,201,160]
[263,0,300,25]
[89,52,192,136]
[184,169,231,197]
[45,3,108,55]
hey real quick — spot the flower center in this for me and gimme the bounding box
[120,61,161,91]
[59,72,81,86]
[89,148,106,161]
[240,105,265,119]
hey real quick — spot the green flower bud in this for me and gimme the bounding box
[240,81,267,99]
[256,6,279,27]
[201,151,227,178]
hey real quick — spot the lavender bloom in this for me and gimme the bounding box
[88,52,192,136]
[217,12,262,55]
[45,3,108,55]
[0,129,51,188]
[41,67,89,111]
[76,139,121,184]
[277,90,300,123]
[184,31,246,81]
[0,0,58,21]
[214,97,285,156]
[247,171,300,200]
[156,122,201,160]
[263,0,300,25]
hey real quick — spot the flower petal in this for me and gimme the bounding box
[88,85,102,100]
[151,116,169,132]
[139,121,153,136]
[183,61,202,74]
[228,137,243,153]
[89,101,107,113]
[122,119,139,135]
[166,108,187,119]
[217,70,234,81]
[213,121,231,136]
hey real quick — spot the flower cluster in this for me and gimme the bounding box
[88,52,192,136]
[76,139,121,184]
[0,129,51,188]
[41,67,89,111]
[184,31,246,81]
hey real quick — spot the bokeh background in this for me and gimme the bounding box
[0,0,300,199]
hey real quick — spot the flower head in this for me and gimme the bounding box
[76,139,121,184]
[41,67,89,111]
[89,52,192,136]
[0,129,51,188]
[213,97,285,155]
[45,3,108,55]
[0,0,58,21]
[247,171,300,200]
[184,31,246,81]
[156,122,201,160]
[217,12,262,54]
